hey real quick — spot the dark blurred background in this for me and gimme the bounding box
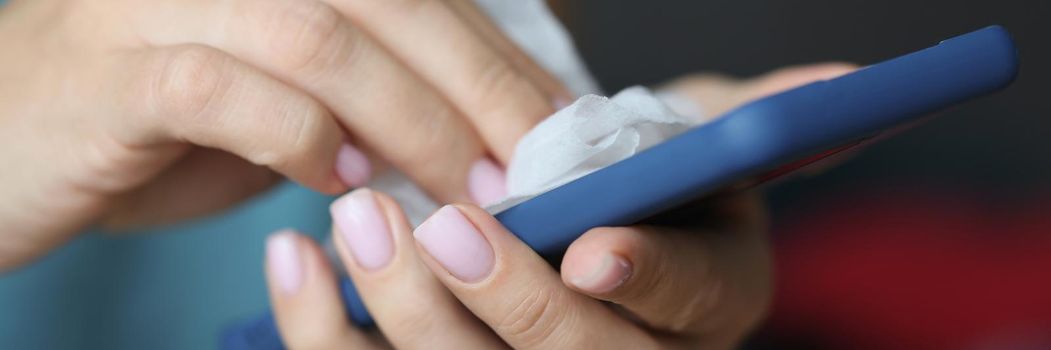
[565,0,1050,348]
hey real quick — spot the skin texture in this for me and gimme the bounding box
[0,0,856,346]
[0,0,573,270]
[266,64,857,350]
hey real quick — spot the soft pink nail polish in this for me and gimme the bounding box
[468,158,508,207]
[335,143,372,187]
[413,206,494,283]
[331,188,393,271]
[266,231,303,295]
[568,253,632,294]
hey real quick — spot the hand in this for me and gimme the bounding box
[266,189,766,349]
[0,0,569,270]
[260,63,855,349]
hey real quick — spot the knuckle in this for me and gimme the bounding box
[496,287,570,347]
[249,99,321,168]
[667,277,724,333]
[394,106,472,173]
[248,97,325,169]
[149,46,232,124]
[270,2,353,76]
[75,134,157,194]
[471,61,524,113]
[388,306,443,346]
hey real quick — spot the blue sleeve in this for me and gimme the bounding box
[0,184,335,350]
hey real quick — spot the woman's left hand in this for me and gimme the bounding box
[265,188,768,349]
[261,63,855,349]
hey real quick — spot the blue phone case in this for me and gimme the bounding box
[221,26,1019,349]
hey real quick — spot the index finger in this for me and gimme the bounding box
[329,0,559,162]
[411,205,658,349]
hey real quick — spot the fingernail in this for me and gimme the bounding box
[467,158,507,207]
[267,231,304,295]
[331,188,393,271]
[335,143,371,187]
[569,253,632,294]
[413,206,494,283]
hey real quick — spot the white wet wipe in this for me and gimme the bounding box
[367,0,706,225]
[370,86,701,225]
[487,86,696,213]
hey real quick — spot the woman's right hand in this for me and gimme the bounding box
[0,0,570,270]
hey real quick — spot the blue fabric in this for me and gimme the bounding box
[0,183,334,349]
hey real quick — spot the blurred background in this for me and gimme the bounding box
[563,0,1049,348]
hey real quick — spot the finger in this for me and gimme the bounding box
[329,189,506,349]
[102,149,281,229]
[330,0,558,162]
[661,62,858,121]
[143,0,499,204]
[412,205,657,349]
[742,62,859,102]
[264,230,382,350]
[560,196,771,345]
[444,0,574,104]
[118,45,367,194]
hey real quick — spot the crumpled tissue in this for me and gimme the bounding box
[487,86,695,213]
[370,86,700,225]
[367,0,705,225]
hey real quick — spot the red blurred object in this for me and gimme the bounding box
[769,186,1051,349]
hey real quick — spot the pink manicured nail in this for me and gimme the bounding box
[413,206,494,283]
[568,253,632,294]
[331,188,393,271]
[467,158,508,206]
[335,143,371,187]
[266,231,303,295]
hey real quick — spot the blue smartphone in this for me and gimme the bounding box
[222,25,1019,349]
